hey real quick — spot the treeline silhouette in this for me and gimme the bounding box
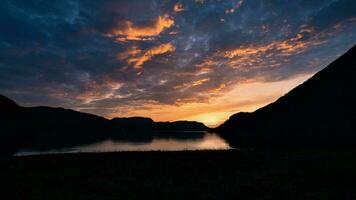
[213,45,356,147]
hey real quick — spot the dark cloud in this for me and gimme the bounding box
[0,0,355,118]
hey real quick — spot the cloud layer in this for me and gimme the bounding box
[0,0,355,125]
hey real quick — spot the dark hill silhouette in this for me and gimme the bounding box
[0,98,113,153]
[155,121,207,131]
[214,45,356,147]
[110,117,207,142]
[0,95,21,112]
[0,95,27,154]
[111,117,155,130]
[0,97,207,154]
[111,117,207,132]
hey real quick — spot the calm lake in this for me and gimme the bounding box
[15,132,231,156]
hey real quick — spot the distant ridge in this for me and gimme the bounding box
[111,117,207,132]
[214,45,356,147]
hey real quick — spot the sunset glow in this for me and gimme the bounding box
[1,0,355,126]
[105,73,313,127]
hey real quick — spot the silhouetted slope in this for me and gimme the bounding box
[215,45,356,147]
[0,97,207,154]
[0,99,112,152]
[0,95,27,154]
[0,95,21,112]
[23,106,112,148]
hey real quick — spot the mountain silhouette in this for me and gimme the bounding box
[214,45,356,147]
[0,95,21,112]
[111,117,207,132]
[0,96,207,154]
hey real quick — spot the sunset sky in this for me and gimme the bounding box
[0,0,355,127]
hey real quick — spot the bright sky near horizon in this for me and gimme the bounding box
[0,0,355,126]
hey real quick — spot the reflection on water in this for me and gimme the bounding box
[15,133,231,156]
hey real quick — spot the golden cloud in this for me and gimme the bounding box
[119,43,176,69]
[193,25,328,76]
[209,83,226,93]
[223,34,307,59]
[107,15,174,41]
[117,46,142,60]
[174,78,210,90]
[191,78,210,86]
[220,29,327,70]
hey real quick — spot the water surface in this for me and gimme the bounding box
[15,132,231,156]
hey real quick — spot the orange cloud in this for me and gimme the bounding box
[174,78,210,90]
[194,26,324,73]
[117,46,142,60]
[107,15,174,41]
[194,57,221,75]
[120,43,176,69]
[219,29,327,70]
[224,45,270,58]
[173,3,185,13]
[209,83,226,93]
[192,78,210,86]
[223,33,310,59]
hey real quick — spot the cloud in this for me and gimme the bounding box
[223,32,315,59]
[174,78,210,90]
[225,0,243,14]
[75,76,123,104]
[191,78,210,87]
[209,83,226,93]
[1,0,356,125]
[106,15,174,41]
[117,46,142,60]
[173,3,185,13]
[203,28,327,73]
[119,43,176,69]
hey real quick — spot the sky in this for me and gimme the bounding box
[0,0,355,127]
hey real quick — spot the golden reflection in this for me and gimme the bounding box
[78,133,231,152]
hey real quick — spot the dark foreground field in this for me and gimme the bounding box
[1,149,356,200]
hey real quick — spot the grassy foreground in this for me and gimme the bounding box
[1,149,356,199]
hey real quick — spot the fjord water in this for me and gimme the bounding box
[15,132,231,156]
